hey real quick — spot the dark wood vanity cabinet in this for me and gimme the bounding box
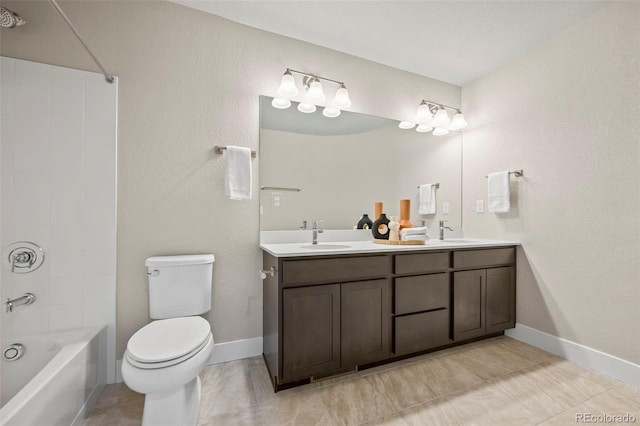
[263,245,516,390]
[453,249,516,341]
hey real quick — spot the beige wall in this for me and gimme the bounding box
[0,1,460,357]
[461,2,640,363]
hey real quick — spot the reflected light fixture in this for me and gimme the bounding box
[271,68,352,118]
[322,107,341,118]
[297,102,316,114]
[271,98,291,109]
[400,99,468,136]
[416,124,433,133]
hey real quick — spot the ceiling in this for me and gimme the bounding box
[173,0,609,86]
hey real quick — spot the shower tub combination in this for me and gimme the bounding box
[0,326,107,426]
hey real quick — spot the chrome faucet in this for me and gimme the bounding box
[5,293,36,313]
[311,220,324,245]
[439,220,454,240]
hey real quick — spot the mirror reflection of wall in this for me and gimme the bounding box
[259,96,462,233]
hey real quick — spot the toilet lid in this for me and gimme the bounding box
[127,317,211,363]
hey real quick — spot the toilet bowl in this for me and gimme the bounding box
[121,254,215,426]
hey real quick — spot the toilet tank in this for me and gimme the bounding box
[145,254,215,319]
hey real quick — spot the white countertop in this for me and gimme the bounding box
[261,238,520,257]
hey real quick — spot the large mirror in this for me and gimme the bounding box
[259,96,462,235]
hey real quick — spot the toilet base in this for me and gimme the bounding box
[141,376,202,426]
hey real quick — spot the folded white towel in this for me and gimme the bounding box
[400,226,428,237]
[418,184,436,215]
[224,146,252,200]
[402,234,429,241]
[488,171,510,213]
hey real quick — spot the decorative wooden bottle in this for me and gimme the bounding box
[399,199,414,230]
[374,202,383,220]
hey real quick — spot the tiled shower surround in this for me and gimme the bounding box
[0,57,117,382]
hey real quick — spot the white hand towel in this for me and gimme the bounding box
[224,146,252,201]
[488,171,510,213]
[418,184,436,215]
[400,226,428,237]
[401,234,429,241]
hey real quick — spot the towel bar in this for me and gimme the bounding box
[416,183,440,189]
[214,145,256,158]
[484,169,523,178]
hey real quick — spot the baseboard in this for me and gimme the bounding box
[207,336,263,365]
[505,323,639,388]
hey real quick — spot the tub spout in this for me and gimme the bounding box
[5,293,36,313]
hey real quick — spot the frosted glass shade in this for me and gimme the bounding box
[277,71,299,98]
[432,108,451,128]
[271,98,291,109]
[297,102,316,114]
[415,102,432,124]
[398,121,416,129]
[333,85,351,109]
[322,107,341,118]
[416,124,433,133]
[433,127,450,136]
[449,112,467,130]
[306,80,326,104]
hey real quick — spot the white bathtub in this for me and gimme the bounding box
[0,326,107,426]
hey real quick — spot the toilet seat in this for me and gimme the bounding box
[126,317,212,369]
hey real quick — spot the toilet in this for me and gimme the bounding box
[121,254,215,426]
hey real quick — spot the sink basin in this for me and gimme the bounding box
[300,244,351,250]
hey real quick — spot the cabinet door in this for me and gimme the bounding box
[282,284,340,382]
[453,269,485,341]
[341,279,391,368]
[486,267,515,334]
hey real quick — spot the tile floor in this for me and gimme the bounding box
[87,337,639,425]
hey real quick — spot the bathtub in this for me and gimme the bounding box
[0,326,107,426]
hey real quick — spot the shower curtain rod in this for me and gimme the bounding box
[48,0,114,84]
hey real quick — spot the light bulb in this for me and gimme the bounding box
[271,98,291,109]
[398,121,416,129]
[432,108,451,128]
[306,79,326,104]
[433,127,450,136]
[415,101,432,124]
[277,70,299,98]
[322,107,341,118]
[297,102,316,114]
[449,111,467,130]
[416,124,433,133]
[333,84,351,109]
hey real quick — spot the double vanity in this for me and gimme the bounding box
[261,237,518,391]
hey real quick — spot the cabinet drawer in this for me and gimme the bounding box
[394,252,449,275]
[395,273,449,315]
[394,309,451,356]
[282,256,389,286]
[453,248,515,269]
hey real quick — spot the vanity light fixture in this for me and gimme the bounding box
[272,68,352,118]
[400,100,468,135]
